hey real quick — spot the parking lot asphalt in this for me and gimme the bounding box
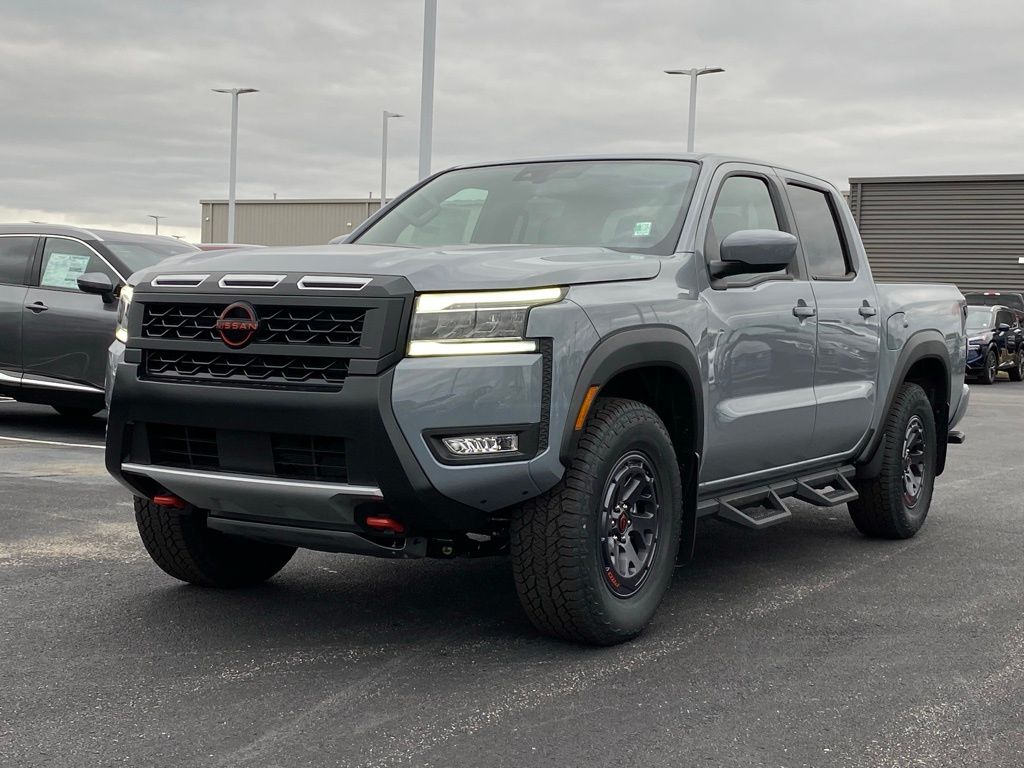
[1,386,1022,768]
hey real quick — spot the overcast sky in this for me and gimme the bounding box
[2,0,1022,242]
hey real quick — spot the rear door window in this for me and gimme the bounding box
[0,236,37,285]
[786,184,852,279]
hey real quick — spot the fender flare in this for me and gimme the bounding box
[857,331,952,479]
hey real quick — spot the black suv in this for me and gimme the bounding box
[0,224,197,418]
[965,304,1024,384]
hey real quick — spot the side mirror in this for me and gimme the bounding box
[998,323,1011,333]
[77,272,117,304]
[710,229,798,280]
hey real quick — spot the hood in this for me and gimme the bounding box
[131,243,661,291]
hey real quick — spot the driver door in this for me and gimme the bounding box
[698,165,818,485]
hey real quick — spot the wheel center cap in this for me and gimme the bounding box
[617,513,630,534]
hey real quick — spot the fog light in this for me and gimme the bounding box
[442,434,519,456]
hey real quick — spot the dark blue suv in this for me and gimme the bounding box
[965,304,1024,384]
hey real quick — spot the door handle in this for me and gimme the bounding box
[859,302,877,318]
[26,301,49,314]
[792,301,816,319]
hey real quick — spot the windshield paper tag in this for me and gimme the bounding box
[633,221,652,237]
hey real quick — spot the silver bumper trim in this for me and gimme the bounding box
[121,463,383,526]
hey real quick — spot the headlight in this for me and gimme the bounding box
[114,284,134,343]
[967,333,991,346]
[408,287,564,356]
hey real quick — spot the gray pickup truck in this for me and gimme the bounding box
[104,155,969,645]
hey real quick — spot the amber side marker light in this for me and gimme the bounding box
[575,385,601,431]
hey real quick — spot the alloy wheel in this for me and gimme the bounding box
[599,451,662,598]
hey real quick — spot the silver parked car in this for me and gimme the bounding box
[0,224,198,418]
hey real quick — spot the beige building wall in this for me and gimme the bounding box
[200,199,383,246]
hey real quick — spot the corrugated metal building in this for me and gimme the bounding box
[200,198,382,246]
[848,174,1024,291]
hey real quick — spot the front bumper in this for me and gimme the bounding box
[106,360,512,540]
[965,345,986,371]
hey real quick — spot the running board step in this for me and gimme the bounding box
[717,488,792,530]
[701,464,860,530]
[793,469,859,507]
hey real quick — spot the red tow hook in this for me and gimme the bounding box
[153,493,186,509]
[364,516,406,534]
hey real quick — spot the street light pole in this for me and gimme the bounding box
[147,215,165,236]
[381,110,403,207]
[418,0,437,179]
[212,87,259,243]
[664,67,725,152]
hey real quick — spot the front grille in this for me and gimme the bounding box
[144,425,349,483]
[143,350,348,389]
[272,434,348,483]
[149,424,219,470]
[142,303,366,347]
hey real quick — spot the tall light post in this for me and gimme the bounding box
[381,110,404,207]
[664,67,724,152]
[212,87,259,243]
[147,215,165,236]
[418,0,437,179]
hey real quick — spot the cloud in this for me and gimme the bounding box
[1,0,1022,242]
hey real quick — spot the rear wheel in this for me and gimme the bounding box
[849,383,936,539]
[509,398,682,645]
[979,348,998,385]
[1009,352,1024,382]
[134,497,295,587]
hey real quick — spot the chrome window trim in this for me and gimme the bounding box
[297,275,372,291]
[218,274,286,289]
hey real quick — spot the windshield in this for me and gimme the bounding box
[356,160,699,254]
[104,239,198,273]
[966,307,995,332]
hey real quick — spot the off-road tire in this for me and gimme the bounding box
[52,405,100,420]
[134,497,295,587]
[509,398,682,645]
[1009,352,1024,382]
[849,383,936,539]
[979,348,998,385]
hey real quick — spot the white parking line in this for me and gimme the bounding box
[0,435,104,450]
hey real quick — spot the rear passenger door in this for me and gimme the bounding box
[782,173,882,459]
[21,237,122,390]
[697,165,818,484]
[0,235,38,384]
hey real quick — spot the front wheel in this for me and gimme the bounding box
[979,348,998,385]
[1009,352,1024,382]
[135,497,295,587]
[509,398,682,645]
[849,382,936,539]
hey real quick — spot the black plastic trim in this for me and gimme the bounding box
[559,326,704,464]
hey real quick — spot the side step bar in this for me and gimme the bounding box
[698,465,859,530]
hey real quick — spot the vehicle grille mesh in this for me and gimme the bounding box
[145,425,349,483]
[142,303,366,347]
[271,434,348,483]
[143,350,348,389]
[148,425,220,470]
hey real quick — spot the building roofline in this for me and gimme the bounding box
[850,173,1024,184]
[200,198,382,205]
